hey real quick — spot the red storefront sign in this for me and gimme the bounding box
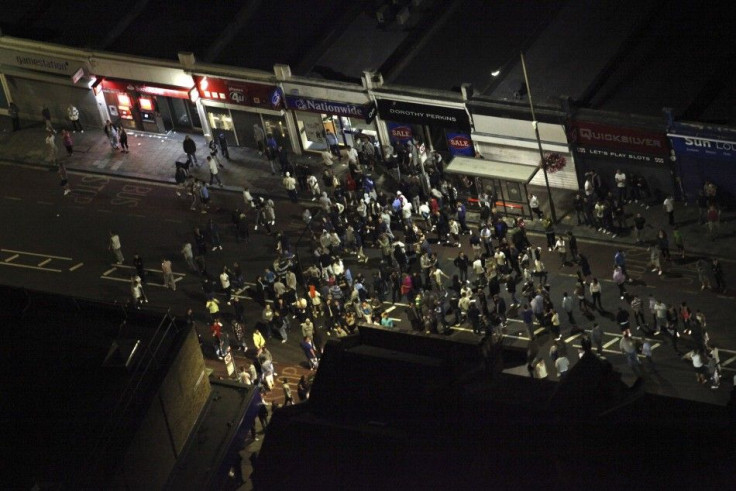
[568,120,669,157]
[101,78,191,99]
[194,76,282,110]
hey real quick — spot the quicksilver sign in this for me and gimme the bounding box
[579,128,661,148]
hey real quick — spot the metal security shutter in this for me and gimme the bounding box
[6,76,99,129]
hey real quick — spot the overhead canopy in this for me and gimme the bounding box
[445,156,539,184]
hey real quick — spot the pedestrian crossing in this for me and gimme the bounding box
[0,248,83,273]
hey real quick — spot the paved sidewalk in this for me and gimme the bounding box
[2,120,735,264]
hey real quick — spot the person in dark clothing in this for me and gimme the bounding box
[183,135,197,164]
[218,132,230,159]
[9,102,20,131]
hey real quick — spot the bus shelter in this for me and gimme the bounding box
[444,156,539,219]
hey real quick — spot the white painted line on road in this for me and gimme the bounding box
[37,258,52,267]
[4,196,21,201]
[1,249,72,260]
[534,327,546,335]
[603,338,619,349]
[565,333,581,343]
[0,262,62,272]
[69,262,84,271]
[383,301,410,307]
[651,343,661,350]
[384,306,397,313]
[97,209,112,213]
[101,276,170,288]
[174,276,184,283]
[4,254,19,262]
[102,267,117,276]
[390,318,401,322]
[721,355,736,368]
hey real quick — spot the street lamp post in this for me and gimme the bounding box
[520,52,557,223]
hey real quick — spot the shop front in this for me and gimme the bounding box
[668,124,736,205]
[194,75,288,150]
[0,43,98,128]
[375,98,471,156]
[568,119,673,198]
[283,89,377,154]
[97,78,199,134]
[468,104,578,191]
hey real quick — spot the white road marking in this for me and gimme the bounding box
[0,262,62,272]
[102,267,117,276]
[565,333,581,343]
[1,249,72,260]
[69,262,84,271]
[603,338,619,349]
[384,306,397,313]
[4,254,19,262]
[37,258,52,267]
[721,355,736,367]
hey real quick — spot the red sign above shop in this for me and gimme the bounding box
[568,120,669,157]
[101,78,191,99]
[194,76,282,110]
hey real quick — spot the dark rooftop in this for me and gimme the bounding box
[0,286,188,489]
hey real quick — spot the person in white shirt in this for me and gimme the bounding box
[614,169,627,203]
[663,196,675,225]
[347,145,359,165]
[67,104,83,132]
[529,194,542,219]
[109,231,124,264]
[307,174,320,200]
[208,156,223,186]
[554,237,567,265]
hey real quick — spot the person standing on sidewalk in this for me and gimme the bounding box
[45,130,58,166]
[325,130,340,158]
[161,258,176,291]
[104,121,118,150]
[109,231,124,264]
[67,104,83,132]
[8,102,20,131]
[253,123,266,155]
[207,156,223,186]
[529,194,543,219]
[633,213,646,244]
[61,130,73,156]
[183,135,198,165]
[42,105,54,133]
[118,126,129,153]
[663,195,675,226]
[217,132,230,160]
[181,242,196,272]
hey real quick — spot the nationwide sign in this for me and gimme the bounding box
[568,120,670,164]
[285,95,374,122]
[668,133,736,161]
[377,99,470,131]
[194,76,282,109]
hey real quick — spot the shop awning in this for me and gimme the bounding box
[445,156,539,184]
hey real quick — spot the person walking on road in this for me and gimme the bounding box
[589,278,603,311]
[67,104,83,132]
[181,242,196,271]
[183,135,198,165]
[591,322,604,356]
[61,130,73,156]
[208,219,223,251]
[109,231,124,264]
[42,105,54,133]
[283,172,298,202]
[207,156,223,186]
[58,162,72,196]
[220,266,232,305]
[161,258,176,290]
[130,274,147,308]
[133,254,146,284]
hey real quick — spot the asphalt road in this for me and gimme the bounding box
[1,160,734,407]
